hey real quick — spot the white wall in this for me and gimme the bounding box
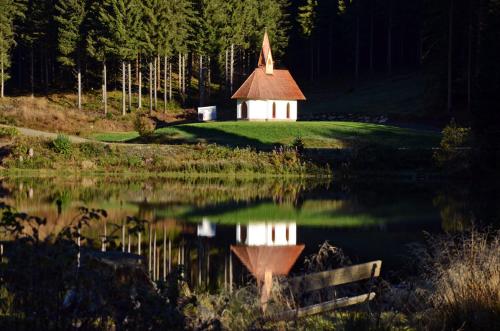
[236,222,297,246]
[237,99,297,121]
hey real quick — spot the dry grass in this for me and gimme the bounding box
[0,96,135,135]
[418,229,500,331]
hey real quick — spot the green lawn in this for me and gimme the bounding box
[92,121,440,149]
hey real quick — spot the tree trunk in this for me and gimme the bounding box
[355,14,360,81]
[31,47,34,98]
[103,62,107,115]
[128,62,132,111]
[188,53,194,96]
[199,54,204,106]
[310,40,314,81]
[225,49,228,90]
[178,53,182,95]
[369,5,374,74]
[230,44,234,94]
[1,55,4,98]
[184,54,187,94]
[157,55,161,90]
[328,22,333,77]
[149,62,153,114]
[122,61,126,116]
[317,44,320,79]
[169,63,172,101]
[40,50,44,91]
[164,56,167,112]
[44,51,49,92]
[467,22,472,112]
[208,56,211,102]
[447,0,454,114]
[136,56,139,85]
[77,64,82,110]
[154,57,157,110]
[139,71,142,110]
[387,12,393,75]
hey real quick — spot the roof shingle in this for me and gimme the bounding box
[231,68,306,101]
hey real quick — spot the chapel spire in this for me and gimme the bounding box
[258,30,274,75]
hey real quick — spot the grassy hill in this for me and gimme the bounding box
[93,121,440,150]
[300,74,425,118]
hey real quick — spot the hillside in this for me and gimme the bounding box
[93,121,440,150]
[300,74,426,121]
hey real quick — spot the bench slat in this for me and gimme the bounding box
[289,260,382,294]
[267,292,376,321]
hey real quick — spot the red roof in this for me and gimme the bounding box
[231,68,306,101]
[231,245,305,281]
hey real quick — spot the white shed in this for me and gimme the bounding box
[231,31,306,121]
[197,106,217,121]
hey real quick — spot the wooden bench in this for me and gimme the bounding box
[266,260,382,321]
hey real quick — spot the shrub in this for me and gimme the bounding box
[79,142,107,158]
[51,134,73,155]
[419,229,500,331]
[134,113,156,137]
[433,120,472,174]
[291,135,305,155]
[0,126,19,138]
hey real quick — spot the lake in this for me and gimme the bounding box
[0,175,490,291]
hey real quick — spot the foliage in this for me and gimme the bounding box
[417,229,500,331]
[0,126,18,138]
[433,120,472,174]
[54,0,86,68]
[79,142,107,158]
[0,204,184,330]
[291,135,305,155]
[3,136,327,175]
[51,134,73,155]
[298,0,318,37]
[133,112,156,137]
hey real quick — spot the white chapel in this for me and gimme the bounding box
[231,31,306,121]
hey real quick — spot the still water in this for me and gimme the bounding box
[0,175,488,290]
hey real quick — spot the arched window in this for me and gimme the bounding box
[272,102,276,119]
[241,101,248,119]
[286,103,291,119]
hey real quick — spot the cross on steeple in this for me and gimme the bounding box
[258,30,274,75]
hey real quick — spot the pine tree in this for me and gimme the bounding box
[54,0,86,109]
[0,0,18,98]
[298,0,318,81]
[95,0,143,115]
[142,0,174,111]
[17,0,55,97]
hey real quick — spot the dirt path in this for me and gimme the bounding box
[1,124,92,143]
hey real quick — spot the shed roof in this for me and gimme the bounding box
[231,68,306,101]
[230,244,305,281]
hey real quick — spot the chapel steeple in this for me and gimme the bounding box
[258,30,274,75]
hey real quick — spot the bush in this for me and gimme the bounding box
[291,135,305,155]
[51,134,73,155]
[134,113,156,137]
[433,120,472,174]
[0,126,19,138]
[419,229,500,331]
[79,142,107,158]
